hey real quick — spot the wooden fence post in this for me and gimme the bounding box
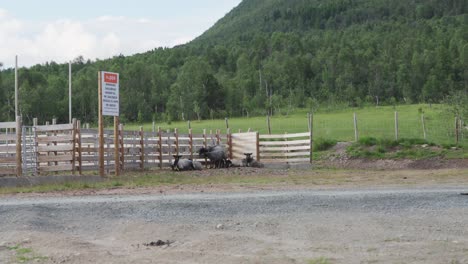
[140,126,144,170]
[119,124,125,171]
[72,118,77,175]
[216,129,221,145]
[353,113,359,142]
[203,129,207,168]
[167,129,172,165]
[309,113,313,164]
[267,115,271,135]
[225,118,229,129]
[158,127,162,169]
[16,116,22,177]
[421,114,426,140]
[174,128,179,156]
[256,132,260,162]
[76,120,82,175]
[455,116,459,144]
[189,128,193,160]
[227,128,232,159]
[114,117,120,176]
[394,111,399,141]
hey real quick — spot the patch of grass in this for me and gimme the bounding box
[308,257,332,264]
[313,138,337,151]
[119,104,467,147]
[7,243,48,263]
[347,137,463,159]
[359,137,378,146]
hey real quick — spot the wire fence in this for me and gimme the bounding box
[132,111,466,147]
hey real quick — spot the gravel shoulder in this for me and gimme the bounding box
[1,183,468,264]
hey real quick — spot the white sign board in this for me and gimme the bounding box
[101,71,119,116]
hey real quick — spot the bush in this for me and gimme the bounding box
[359,137,378,146]
[313,138,337,151]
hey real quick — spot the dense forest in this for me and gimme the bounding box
[0,0,467,124]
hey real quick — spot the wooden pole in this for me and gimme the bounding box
[394,111,399,141]
[15,55,18,118]
[216,129,220,145]
[114,116,120,176]
[76,119,82,175]
[174,128,179,156]
[256,132,260,162]
[353,112,359,142]
[158,126,162,169]
[167,129,172,165]
[140,126,144,170]
[227,128,232,159]
[119,124,124,171]
[309,113,313,164]
[267,115,271,135]
[16,116,22,177]
[152,121,155,133]
[203,129,207,168]
[421,114,426,140]
[69,61,72,124]
[225,118,229,129]
[98,71,105,177]
[72,118,77,175]
[188,120,191,130]
[455,116,459,144]
[189,128,193,160]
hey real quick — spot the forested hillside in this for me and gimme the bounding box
[0,0,466,124]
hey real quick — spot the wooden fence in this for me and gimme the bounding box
[0,119,21,176]
[0,121,312,177]
[259,132,312,164]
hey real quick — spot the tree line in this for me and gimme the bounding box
[0,0,466,124]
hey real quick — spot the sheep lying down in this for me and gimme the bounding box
[171,155,203,171]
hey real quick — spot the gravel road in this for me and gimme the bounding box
[1,187,467,264]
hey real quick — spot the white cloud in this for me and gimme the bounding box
[0,9,212,68]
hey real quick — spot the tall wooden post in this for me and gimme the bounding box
[98,71,105,177]
[114,117,120,176]
[309,113,313,164]
[140,126,144,170]
[203,129,208,168]
[16,116,22,177]
[256,132,260,162]
[421,114,426,140]
[267,115,272,135]
[353,113,359,142]
[76,119,82,175]
[394,111,399,141]
[71,118,77,175]
[225,118,229,129]
[455,116,459,144]
[174,128,179,156]
[189,128,193,160]
[227,128,232,159]
[119,124,125,171]
[158,127,162,169]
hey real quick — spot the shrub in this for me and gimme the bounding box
[359,137,378,146]
[313,138,337,151]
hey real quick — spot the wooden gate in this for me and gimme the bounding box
[0,120,21,176]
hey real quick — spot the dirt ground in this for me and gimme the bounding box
[1,156,467,264]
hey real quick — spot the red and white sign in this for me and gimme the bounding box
[101,71,119,116]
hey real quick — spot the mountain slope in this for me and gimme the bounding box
[0,0,466,124]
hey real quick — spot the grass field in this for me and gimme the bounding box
[122,104,466,146]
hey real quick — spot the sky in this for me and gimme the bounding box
[0,0,242,68]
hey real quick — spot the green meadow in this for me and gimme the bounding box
[122,104,466,146]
